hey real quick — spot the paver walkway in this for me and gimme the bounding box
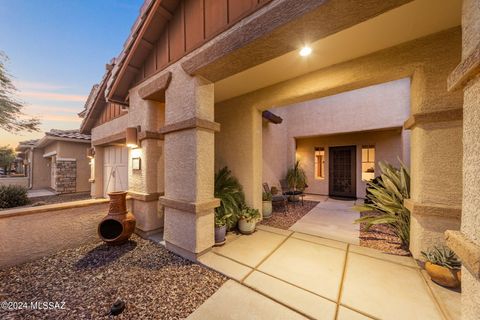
[289,198,360,244]
[192,225,446,320]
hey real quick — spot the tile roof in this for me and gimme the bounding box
[45,129,91,141]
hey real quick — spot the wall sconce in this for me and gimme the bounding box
[131,148,141,170]
[86,147,95,159]
[126,127,138,148]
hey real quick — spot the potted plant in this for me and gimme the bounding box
[285,161,307,202]
[238,206,261,234]
[422,246,461,288]
[262,191,272,219]
[214,167,245,230]
[214,212,231,245]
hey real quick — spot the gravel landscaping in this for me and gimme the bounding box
[0,235,227,319]
[260,200,320,230]
[359,211,411,256]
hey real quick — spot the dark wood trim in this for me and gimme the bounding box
[159,117,220,134]
[448,42,480,91]
[403,108,463,130]
[138,71,172,101]
[262,110,283,124]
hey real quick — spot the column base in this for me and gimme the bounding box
[165,241,211,262]
[406,199,461,259]
[131,198,164,233]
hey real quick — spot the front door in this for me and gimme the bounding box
[329,146,356,198]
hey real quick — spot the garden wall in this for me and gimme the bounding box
[0,198,132,268]
[0,177,28,188]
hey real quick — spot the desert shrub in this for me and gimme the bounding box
[354,161,410,247]
[0,185,29,208]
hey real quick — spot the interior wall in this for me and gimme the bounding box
[296,129,404,198]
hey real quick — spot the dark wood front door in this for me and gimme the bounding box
[329,146,356,198]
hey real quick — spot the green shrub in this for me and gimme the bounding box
[286,161,307,191]
[354,161,410,248]
[214,167,245,230]
[239,206,261,223]
[0,185,29,208]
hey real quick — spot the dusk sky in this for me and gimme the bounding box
[0,0,143,147]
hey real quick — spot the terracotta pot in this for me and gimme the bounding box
[214,225,227,245]
[98,191,136,245]
[262,201,272,219]
[425,262,461,288]
[238,219,256,235]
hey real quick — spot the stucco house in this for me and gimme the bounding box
[16,129,91,194]
[77,0,480,317]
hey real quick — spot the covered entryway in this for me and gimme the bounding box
[103,146,128,197]
[328,146,356,198]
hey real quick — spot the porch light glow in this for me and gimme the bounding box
[126,127,138,148]
[299,46,312,57]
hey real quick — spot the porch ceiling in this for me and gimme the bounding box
[214,0,461,103]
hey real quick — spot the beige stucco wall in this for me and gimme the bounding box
[31,148,51,189]
[0,177,29,188]
[262,78,410,196]
[295,129,404,198]
[459,0,480,317]
[0,198,131,267]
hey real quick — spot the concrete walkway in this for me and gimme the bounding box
[192,225,447,320]
[289,198,360,245]
[27,188,56,198]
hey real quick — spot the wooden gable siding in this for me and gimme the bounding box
[95,103,127,127]
[138,0,272,84]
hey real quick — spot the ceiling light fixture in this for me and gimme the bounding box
[299,46,312,57]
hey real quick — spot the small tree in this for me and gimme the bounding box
[0,145,16,174]
[0,51,40,132]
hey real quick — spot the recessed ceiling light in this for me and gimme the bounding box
[299,46,312,57]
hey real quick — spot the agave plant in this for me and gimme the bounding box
[354,161,411,247]
[214,167,245,230]
[286,160,307,191]
[421,246,461,269]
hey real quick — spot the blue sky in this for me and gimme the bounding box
[0,0,143,146]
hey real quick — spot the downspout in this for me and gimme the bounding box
[28,147,34,189]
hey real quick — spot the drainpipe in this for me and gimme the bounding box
[28,147,34,189]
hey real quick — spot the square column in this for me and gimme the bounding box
[160,65,220,261]
[445,1,480,318]
[127,91,165,237]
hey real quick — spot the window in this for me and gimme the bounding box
[362,145,375,181]
[314,147,325,179]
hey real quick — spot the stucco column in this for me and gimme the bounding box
[160,65,220,261]
[91,146,104,198]
[445,1,480,318]
[406,55,463,259]
[127,91,165,237]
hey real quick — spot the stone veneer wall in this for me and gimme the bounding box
[55,160,76,194]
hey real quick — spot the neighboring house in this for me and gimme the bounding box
[77,1,480,314]
[16,130,91,194]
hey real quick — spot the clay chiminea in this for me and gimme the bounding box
[98,191,136,245]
